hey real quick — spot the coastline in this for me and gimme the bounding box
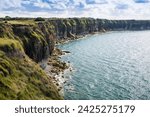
[39,48,72,96]
[40,29,150,99]
[56,30,106,45]
[40,31,106,97]
[1,17,150,99]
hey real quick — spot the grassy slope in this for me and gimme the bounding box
[0,39,62,100]
[0,38,24,52]
[0,19,36,25]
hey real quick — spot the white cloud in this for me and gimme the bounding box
[0,0,22,10]
[0,0,150,19]
[33,0,51,8]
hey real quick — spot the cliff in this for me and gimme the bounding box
[0,38,62,99]
[0,18,150,99]
[50,18,150,40]
[1,18,150,62]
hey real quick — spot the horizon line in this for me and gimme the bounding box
[0,17,150,21]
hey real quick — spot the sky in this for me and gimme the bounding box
[0,0,150,19]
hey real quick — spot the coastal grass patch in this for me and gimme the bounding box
[7,20,36,25]
[0,23,16,39]
[0,38,24,52]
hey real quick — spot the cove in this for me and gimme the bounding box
[58,31,150,100]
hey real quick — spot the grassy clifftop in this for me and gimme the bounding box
[0,38,62,99]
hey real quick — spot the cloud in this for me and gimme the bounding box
[86,0,108,4]
[115,3,129,10]
[0,0,150,19]
[33,0,51,9]
[0,0,22,10]
[134,0,149,3]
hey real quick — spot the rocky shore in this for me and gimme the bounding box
[39,48,72,96]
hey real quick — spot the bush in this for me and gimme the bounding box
[34,17,45,22]
[5,16,11,19]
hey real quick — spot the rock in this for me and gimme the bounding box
[56,83,59,86]
[63,50,71,53]
[58,88,62,91]
[40,63,46,69]
[64,81,67,84]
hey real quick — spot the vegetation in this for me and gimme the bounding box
[7,20,35,25]
[0,38,24,52]
[0,38,62,100]
[4,16,11,20]
[35,17,45,22]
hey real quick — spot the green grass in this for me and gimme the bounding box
[0,38,24,52]
[7,20,36,25]
[0,38,62,100]
[0,50,62,99]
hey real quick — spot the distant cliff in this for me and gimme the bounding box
[0,18,150,99]
[50,18,150,40]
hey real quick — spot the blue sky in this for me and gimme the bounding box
[0,0,150,19]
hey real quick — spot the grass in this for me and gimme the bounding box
[7,20,36,25]
[0,50,62,99]
[0,38,62,100]
[0,38,24,52]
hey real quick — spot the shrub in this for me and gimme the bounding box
[5,16,11,19]
[34,17,45,22]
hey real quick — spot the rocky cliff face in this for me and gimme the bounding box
[1,18,150,62]
[49,18,150,40]
[0,21,61,99]
[0,22,55,62]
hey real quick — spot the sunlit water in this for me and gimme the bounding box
[58,31,150,100]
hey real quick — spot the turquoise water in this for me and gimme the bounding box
[58,31,150,100]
